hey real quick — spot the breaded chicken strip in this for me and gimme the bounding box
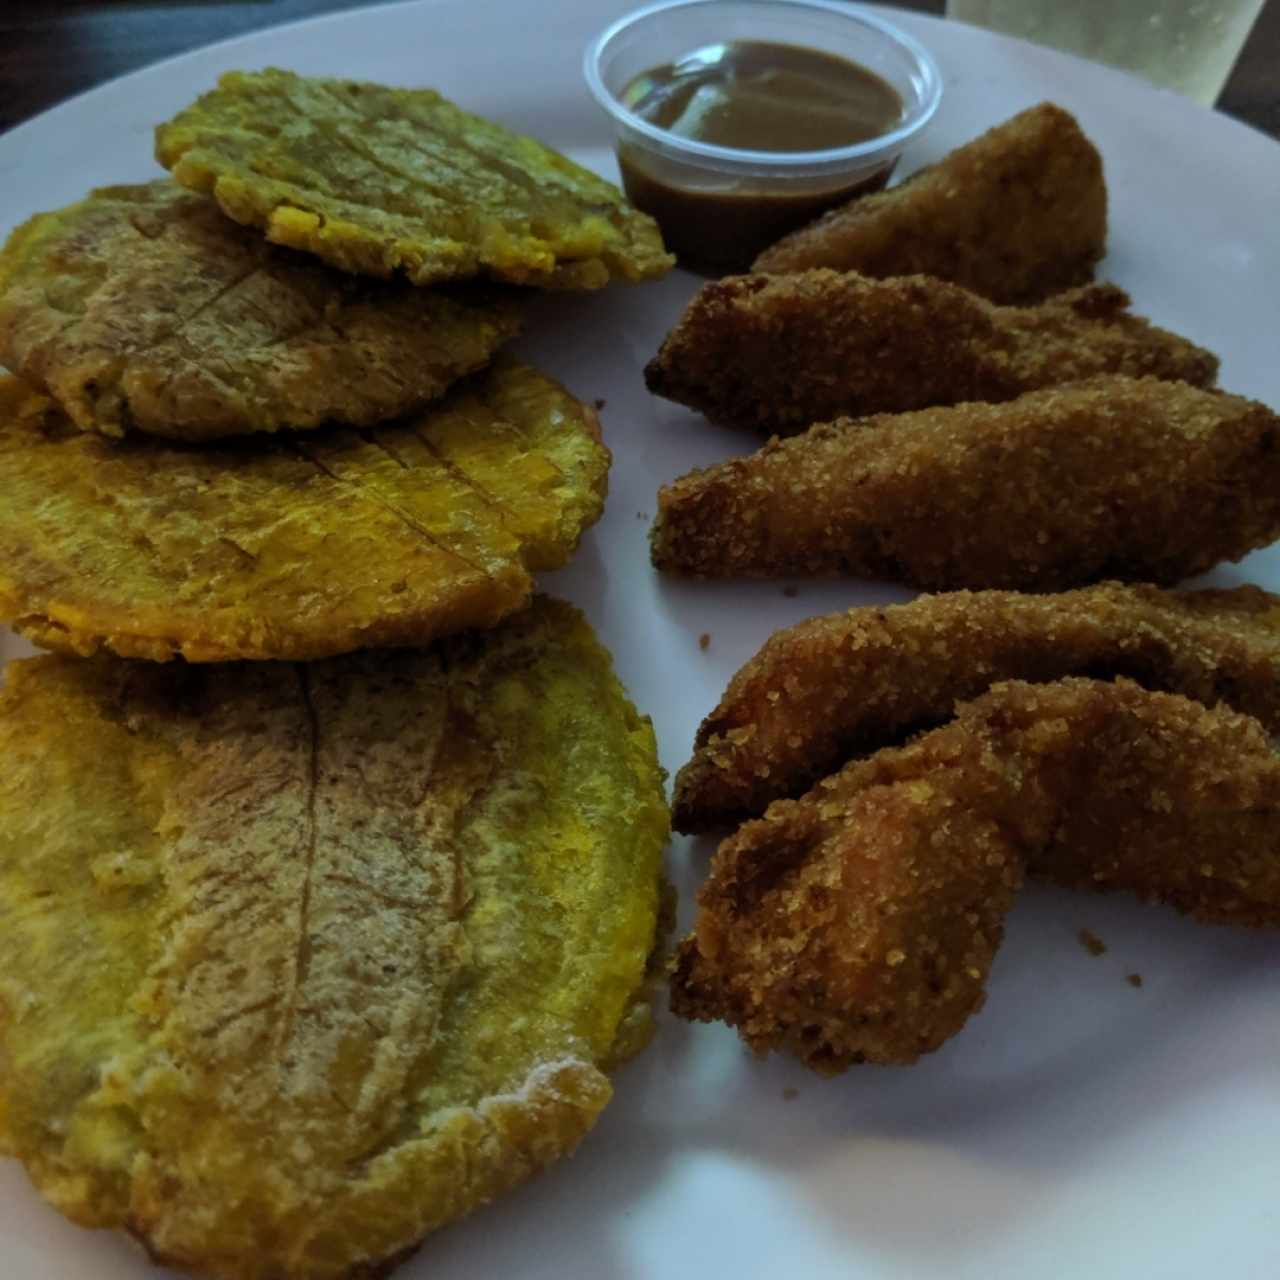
[753,103,1107,304]
[674,582,1280,832]
[673,711,1025,1073]
[671,680,1280,1072]
[651,376,1280,591]
[644,272,1216,435]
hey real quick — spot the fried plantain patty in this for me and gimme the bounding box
[156,69,674,289]
[0,358,609,661]
[0,598,669,1280]
[0,181,523,441]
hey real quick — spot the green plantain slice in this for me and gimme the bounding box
[0,597,670,1280]
[0,180,523,442]
[155,69,674,290]
[0,357,609,662]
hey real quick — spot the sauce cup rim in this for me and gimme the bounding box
[583,0,944,170]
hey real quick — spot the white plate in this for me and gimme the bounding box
[2,4,1279,1278]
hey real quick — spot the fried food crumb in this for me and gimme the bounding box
[782,585,799,598]
[699,633,711,651]
[782,1087,799,1101]
[1127,973,1144,988]
[1078,928,1108,957]
[594,398,607,411]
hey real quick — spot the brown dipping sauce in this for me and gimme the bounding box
[618,41,904,273]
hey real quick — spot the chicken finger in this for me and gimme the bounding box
[753,102,1107,304]
[674,582,1280,832]
[650,376,1280,591]
[644,272,1216,435]
[671,679,1280,1072]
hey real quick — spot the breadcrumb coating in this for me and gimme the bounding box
[671,679,1280,1072]
[673,582,1280,832]
[0,599,669,1279]
[644,272,1217,435]
[650,376,1280,591]
[754,102,1107,304]
[156,70,673,290]
[0,181,522,441]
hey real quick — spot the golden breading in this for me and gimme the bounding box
[156,69,674,290]
[644,272,1217,435]
[0,358,609,662]
[672,693,1028,1074]
[650,376,1280,591]
[0,181,522,441]
[0,598,670,1280]
[671,679,1280,1073]
[673,582,1280,832]
[754,102,1107,303]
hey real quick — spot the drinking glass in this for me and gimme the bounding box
[946,0,1266,104]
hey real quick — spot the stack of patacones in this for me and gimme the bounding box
[648,104,1280,1073]
[0,71,672,1280]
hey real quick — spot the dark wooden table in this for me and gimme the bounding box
[2,0,1278,140]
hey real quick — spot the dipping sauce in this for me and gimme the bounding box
[617,41,905,273]
[622,41,903,151]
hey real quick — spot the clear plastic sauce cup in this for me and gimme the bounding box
[584,0,943,273]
